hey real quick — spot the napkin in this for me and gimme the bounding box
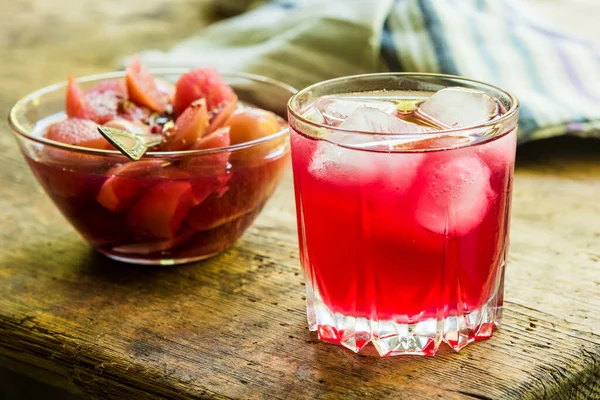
[136,0,600,143]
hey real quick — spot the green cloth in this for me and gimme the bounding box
[136,0,600,142]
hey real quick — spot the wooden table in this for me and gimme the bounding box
[1,1,599,399]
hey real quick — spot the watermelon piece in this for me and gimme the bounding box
[86,80,127,97]
[86,90,124,124]
[126,181,197,240]
[125,57,167,113]
[45,118,110,149]
[66,76,97,121]
[96,160,166,213]
[161,99,209,151]
[173,68,236,116]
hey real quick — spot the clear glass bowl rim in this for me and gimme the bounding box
[8,69,297,159]
[287,72,520,147]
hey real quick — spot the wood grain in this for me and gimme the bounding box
[1,0,599,399]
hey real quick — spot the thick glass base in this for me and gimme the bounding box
[307,283,502,356]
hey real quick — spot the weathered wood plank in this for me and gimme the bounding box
[1,0,599,399]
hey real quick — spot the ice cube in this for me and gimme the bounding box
[317,97,397,125]
[340,106,428,134]
[302,108,326,124]
[309,139,424,193]
[309,141,377,181]
[390,134,473,151]
[415,156,492,235]
[416,87,499,129]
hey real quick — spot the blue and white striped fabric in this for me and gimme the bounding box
[137,0,600,143]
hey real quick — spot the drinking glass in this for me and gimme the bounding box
[287,73,518,356]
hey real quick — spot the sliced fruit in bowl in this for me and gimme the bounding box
[9,60,295,264]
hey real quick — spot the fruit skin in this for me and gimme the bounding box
[125,57,167,113]
[173,68,236,117]
[161,99,209,151]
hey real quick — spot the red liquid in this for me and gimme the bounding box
[291,128,516,323]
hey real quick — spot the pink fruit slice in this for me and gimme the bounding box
[66,76,97,121]
[67,76,150,124]
[96,160,166,213]
[45,118,110,149]
[186,126,231,167]
[173,68,236,116]
[186,154,287,231]
[181,127,232,203]
[125,57,167,113]
[161,99,209,151]
[86,89,124,124]
[127,181,197,240]
[207,96,238,133]
[86,80,127,97]
[42,118,113,181]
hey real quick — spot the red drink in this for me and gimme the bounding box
[288,75,519,356]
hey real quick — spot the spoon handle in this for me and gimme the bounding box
[97,126,163,161]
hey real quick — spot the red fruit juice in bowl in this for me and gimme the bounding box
[10,63,296,265]
[288,74,519,356]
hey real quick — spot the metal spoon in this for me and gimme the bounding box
[97,126,163,161]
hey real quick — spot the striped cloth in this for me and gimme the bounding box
[137,0,600,143]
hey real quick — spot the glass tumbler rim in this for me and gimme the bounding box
[8,69,298,160]
[287,72,520,152]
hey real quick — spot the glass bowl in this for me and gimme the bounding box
[9,70,296,265]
